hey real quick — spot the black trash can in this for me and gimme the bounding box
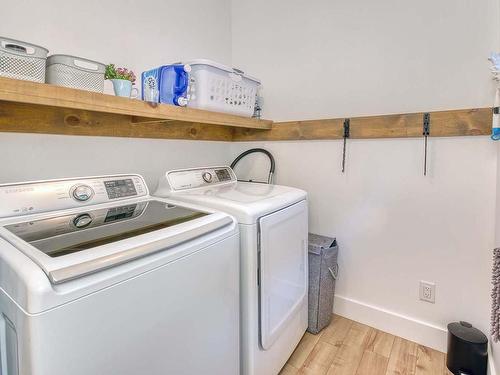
[307,233,338,334]
[446,321,488,375]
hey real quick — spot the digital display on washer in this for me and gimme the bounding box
[104,179,137,199]
[215,169,231,181]
[104,204,137,223]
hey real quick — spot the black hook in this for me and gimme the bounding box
[342,118,350,173]
[423,113,431,176]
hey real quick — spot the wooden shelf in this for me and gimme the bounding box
[0,77,273,136]
[0,77,493,142]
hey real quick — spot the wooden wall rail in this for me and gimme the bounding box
[232,107,492,141]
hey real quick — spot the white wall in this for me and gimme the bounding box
[0,0,233,188]
[2,0,232,77]
[232,0,499,120]
[0,133,228,189]
[231,0,500,352]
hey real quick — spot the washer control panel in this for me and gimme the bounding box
[0,174,148,218]
[165,166,236,191]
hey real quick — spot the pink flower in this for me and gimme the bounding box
[113,66,136,83]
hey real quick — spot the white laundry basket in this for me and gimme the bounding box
[184,59,260,117]
[0,36,48,82]
[46,55,106,93]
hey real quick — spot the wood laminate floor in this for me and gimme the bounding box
[281,315,451,375]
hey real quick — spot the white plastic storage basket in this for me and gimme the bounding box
[0,36,48,82]
[184,59,260,117]
[46,55,105,93]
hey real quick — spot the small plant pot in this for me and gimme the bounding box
[110,79,138,98]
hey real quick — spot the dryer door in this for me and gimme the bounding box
[259,200,308,350]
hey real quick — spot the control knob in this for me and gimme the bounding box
[202,172,213,183]
[73,213,93,228]
[71,184,94,202]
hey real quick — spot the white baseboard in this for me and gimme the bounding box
[333,294,448,352]
[488,344,497,375]
[489,356,496,375]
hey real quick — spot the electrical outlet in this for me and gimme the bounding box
[419,281,436,303]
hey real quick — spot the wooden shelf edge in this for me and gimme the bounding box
[0,102,235,141]
[0,77,273,130]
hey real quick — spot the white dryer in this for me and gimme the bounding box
[0,174,239,375]
[155,166,308,375]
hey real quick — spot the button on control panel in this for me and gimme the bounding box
[202,172,213,183]
[73,213,93,228]
[71,184,94,202]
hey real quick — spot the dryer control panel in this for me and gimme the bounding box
[0,174,148,218]
[161,166,236,192]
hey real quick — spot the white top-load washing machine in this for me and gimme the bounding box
[0,174,239,375]
[155,166,308,375]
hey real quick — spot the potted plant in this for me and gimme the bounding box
[105,64,138,98]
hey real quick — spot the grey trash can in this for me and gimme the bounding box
[307,233,339,334]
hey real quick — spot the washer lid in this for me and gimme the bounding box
[167,182,306,224]
[1,199,232,284]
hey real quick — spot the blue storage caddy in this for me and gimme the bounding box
[141,64,190,106]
